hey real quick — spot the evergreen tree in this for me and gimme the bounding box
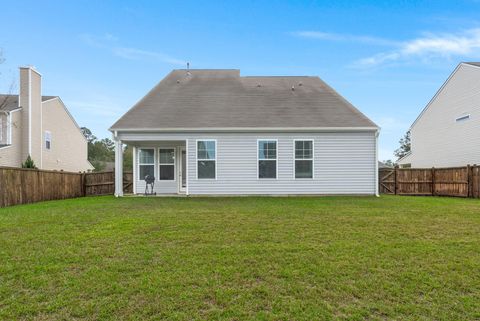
[394,130,411,160]
[21,155,37,169]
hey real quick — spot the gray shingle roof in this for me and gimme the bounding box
[0,94,57,112]
[465,62,480,68]
[111,69,377,130]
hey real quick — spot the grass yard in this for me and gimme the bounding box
[0,196,479,320]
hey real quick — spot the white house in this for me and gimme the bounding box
[110,69,379,196]
[399,62,480,168]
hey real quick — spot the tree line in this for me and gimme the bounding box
[80,127,132,172]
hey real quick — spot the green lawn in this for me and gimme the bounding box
[0,196,479,320]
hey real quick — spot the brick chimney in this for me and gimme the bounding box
[19,66,42,166]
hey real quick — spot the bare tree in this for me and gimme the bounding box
[0,48,8,111]
[0,49,17,112]
[0,48,17,145]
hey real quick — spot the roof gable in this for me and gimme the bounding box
[410,62,480,130]
[111,69,377,131]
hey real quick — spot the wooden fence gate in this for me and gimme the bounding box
[379,165,480,198]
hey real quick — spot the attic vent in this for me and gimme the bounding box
[257,84,261,87]
[176,80,180,84]
[456,114,470,122]
[298,82,303,86]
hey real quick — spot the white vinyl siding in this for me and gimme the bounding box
[125,132,376,195]
[405,64,480,167]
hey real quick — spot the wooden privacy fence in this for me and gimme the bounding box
[84,171,133,196]
[379,165,480,198]
[0,167,132,207]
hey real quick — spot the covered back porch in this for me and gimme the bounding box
[115,139,187,196]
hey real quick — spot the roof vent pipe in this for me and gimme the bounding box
[291,85,295,91]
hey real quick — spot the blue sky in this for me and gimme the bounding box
[2,1,480,160]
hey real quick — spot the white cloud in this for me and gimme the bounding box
[356,28,480,67]
[80,33,186,66]
[111,47,185,65]
[291,31,399,46]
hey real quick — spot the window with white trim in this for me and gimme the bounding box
[138,148,155,180]
[197,140,216,179]
[159,148,175,180]
[45,131,52,150]
[258,140,277,179]
[295,140,313,179]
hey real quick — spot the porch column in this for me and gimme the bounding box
[114,139,124,197]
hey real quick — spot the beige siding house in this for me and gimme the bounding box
[399,62,480,168]
[110,69,379,196]
[0,67,93,172]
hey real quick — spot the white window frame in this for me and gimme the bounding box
[158,147,176,181]
[455,114,470,122]
[257,139,278,180]
[45,130,52,150]
[293,139,314,179]
[7,113,12,145]
[137,148,156,181]
[0,115,3,142]
[196,139,217,180]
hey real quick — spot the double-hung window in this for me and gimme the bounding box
[258,140,277,179]
[294,140,313,178]
[197,140,216,179]
[138,148,155,180]
[159,148,175,180]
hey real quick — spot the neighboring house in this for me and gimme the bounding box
[398,62,480,168]
[0,67,93,172]
[110,69,379,196]
[378,161,392,169]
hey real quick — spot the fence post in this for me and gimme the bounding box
[467,164,472,198]
[431,167,436,196]
[474,164,479,199]
[81,172,86,197]
[394,166,398,195]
